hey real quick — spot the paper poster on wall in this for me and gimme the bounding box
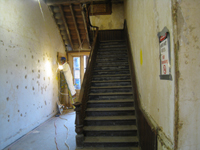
[158,27,172,80]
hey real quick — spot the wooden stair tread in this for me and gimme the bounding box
[77,147,139,150]
[93,74,131,77]
[91,85,132,89]
[85,115,136,120]
[92,80,131,82]
[89,92,133,96]
[83,125,137,131]
[93,69,130,72]
[87,99,134,103]
[86,107,135,111]
[84,136,139,143]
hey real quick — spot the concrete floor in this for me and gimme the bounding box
[3,109,77,150]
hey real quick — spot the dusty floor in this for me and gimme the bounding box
[3,109,77,150]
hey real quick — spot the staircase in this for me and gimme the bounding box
[81,40,139,149]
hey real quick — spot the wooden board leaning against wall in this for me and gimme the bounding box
[57,52,69,108]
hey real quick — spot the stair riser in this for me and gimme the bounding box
[94,66,129,70]
[96,54,128,58]
[96,62,129,66]
[97,51,127,55]
[83,142,139,147]
[98,48,127,51]
[84,120,136,126]
[87,102,134,108]
[99,45,126,48]
[100,41,125,45]
[92,76,130,81]
[91,81,131,87]
[93,70,130,75]
[86,111,135,116]
[90,88,132,93]
[96,57,128,61]
[89,95,133,100]
[83,130,137,136]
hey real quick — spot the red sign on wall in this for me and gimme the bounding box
[158,27,172,80]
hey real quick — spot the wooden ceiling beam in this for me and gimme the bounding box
[45,0,105,5]
[59,5,74,50]
[70,4,82,49]
[80,4,90,48]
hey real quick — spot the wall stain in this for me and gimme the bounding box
[25,75,27,79]
[25,86,27,89]
[32,70,34,73]
[16,85,19,89]
[189,25,195,32]
[7,97,9,101]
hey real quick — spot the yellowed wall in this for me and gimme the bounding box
[90,3,124,30]
[124,0,175,149]
[0,0,65,149]
[177,0,200,149]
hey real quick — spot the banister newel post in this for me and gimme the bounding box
[73,102,84,148]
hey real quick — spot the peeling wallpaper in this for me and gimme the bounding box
[0,0,65,149]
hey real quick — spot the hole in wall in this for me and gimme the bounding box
[32,87,34,90]
[16,64,18,67]
[25,75,27,79]
[25,86,27,89]
[18,110,20,112]
[32,55,34,59]
[32,70,34,73]
[16,85,19,89]
[8,120,10,122]
[20,114,22,117]
[25,67,26,69]
[38,70,40,73]
[8,115,10,118]
[7,97,9,101]
[38,60,40,63]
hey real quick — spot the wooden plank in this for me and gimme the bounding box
[70,4,82,49]
[80,4,90,48]
[59,5,74,50]
[45,0,105,5]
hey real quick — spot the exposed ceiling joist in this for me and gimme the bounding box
[70,4,82,49]
[59,5,74,50]
[45,0,105,5]
[80,4,90,46]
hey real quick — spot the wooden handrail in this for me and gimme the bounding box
[73,26,99,148]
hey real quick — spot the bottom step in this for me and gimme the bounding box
[76,147,140,150]
[83,136,139,147]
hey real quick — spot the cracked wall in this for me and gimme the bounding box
[177,0,200,149]
[0,0,65,149]
[124,0,175,149]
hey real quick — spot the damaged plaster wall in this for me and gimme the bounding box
[177,0,200,149]
[124,0,175,149]
[0,0,65,149]
[90,3,124,30]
